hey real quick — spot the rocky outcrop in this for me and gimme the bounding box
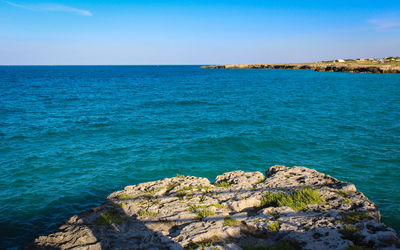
[201,63,400,73]
[28,166,400,249]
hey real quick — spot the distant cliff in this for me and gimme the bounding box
[201,62,400,73]
[27,166,399,249]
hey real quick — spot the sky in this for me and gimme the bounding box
[0,0,399,65]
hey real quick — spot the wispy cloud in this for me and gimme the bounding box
[2,0,92,16]
[368,17,400,31]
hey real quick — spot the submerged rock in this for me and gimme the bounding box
[27,166,399,250]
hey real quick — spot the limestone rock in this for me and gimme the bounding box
[27,166,400,250]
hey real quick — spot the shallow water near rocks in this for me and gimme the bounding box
[0,66,399,248]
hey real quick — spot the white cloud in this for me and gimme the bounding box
[368,17,400,31]
[2,0,92,16]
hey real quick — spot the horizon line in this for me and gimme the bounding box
[0,64,210,66]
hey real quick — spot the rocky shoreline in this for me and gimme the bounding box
[28,166,399,249]
[201,63,400,73]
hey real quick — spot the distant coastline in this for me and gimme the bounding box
[202,58,400,73]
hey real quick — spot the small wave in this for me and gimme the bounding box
[5,134,31,140]
[175,100,211,105]
[143,99,214,107]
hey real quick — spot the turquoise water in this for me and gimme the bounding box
[0,66,399,248]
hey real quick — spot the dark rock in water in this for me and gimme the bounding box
[27,166,400,250]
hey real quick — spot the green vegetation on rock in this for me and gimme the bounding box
[166,183,180,193]
[194,209,215,220]
[179,185,212,192]
[176,191,187,200]
[185,241,215,250]
[96,210,127,225]
[260,187,325,211]
[145,187,163,195]
[256,176,266,184]
[118,194,135,200]
[343,198,353,204]
[268,211,280,219]
[113,203,126,208]
[340,224,360,237]
[268,221,280,232]
[224,216,239,226]
[339,211,370,225]
[187,203,225,212]
[212,203,224,209]
[214,181,231,188]
[339,224,366,247]
[137,210,157,217]
[335,190,350,198]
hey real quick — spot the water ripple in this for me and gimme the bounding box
[0,66,399,248]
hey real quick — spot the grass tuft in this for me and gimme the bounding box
[187,203,225,212]
[268,221,280,232]
[118,194,135,200]
[339,211,370,225]
[181,185,196,191]
[335,190,350,197]
[137,210,157,217]
[343,198,353,204]
[96,210,126,225]
[113,203,126,208]
[268,211,280,219]
[176,191,187,200]
[256,176,266,184]
[194,209,215,220]
[214,181,231,188]
[199,185,213,190]
[142,193,153,200]
[186,241,215,250]
[166,183,180,193]
[260,187,325,211]
[187,204,199,212]
[339,224,365,246]
[224,216,239,226]
[179,185,213,192]
[145,187,163,195]
[212,203,225,209]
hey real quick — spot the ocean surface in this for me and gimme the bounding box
[0,66,399,248]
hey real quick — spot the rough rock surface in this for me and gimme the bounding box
[28,166,400,250]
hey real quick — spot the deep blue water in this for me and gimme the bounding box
[0,66,399,248]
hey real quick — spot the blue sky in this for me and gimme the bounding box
[0,0,399,65]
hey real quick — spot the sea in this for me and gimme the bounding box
[0,66,399,248]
